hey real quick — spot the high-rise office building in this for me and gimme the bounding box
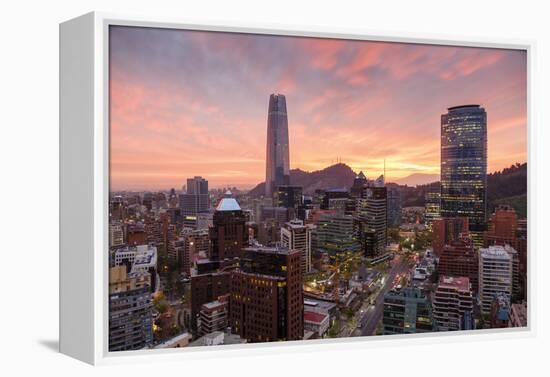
[230,246,303,342]
[190,192,246,334]
[190,269,233,334]
[273,185,303,209]
[484,205,518,247]
[440,105,487,240]
[179,229,210,276]
[479,245,513,314]
[358,185,387,258]
[179,176,209,228]
[265,94,290,198]
[316,213,358,259]
[433,276,474,331]
[351,171,368,198]
[109,221,125,248]
[382,287,434,335]
[210,191,247,261]
[438,237,479,293]
[432,217,469,255]
[387,186,402,227]
[424,188,441,226]
[108,266,153,351]
[281,219,315,274]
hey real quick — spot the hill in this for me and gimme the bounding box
[392,173,440,187]
[248,163,357,197]
[487,163,527,217]
[399,163,527,217]
[248,162,527,218]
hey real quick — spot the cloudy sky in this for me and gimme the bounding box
[109,26,527,190]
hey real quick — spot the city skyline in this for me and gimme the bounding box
[109,26,527,191]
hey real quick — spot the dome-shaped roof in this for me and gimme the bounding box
[216,190,241,211]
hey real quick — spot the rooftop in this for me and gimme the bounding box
[215,190,241,212]
[480,245,513,259]
[438,275,471,292]
[202,300,227,310]
[243,245,295,256]
[304,298,337,311]
[153,332,191,349]
[188,331,246,347]
[304,311,329,324]
[447,104,481,111]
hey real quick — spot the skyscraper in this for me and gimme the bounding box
[424,187,441,226]
[357,184,387,258]
[281,219,315,274]
[210,191,247,261]
[433,276,474,331]
[180,176,209,228]
[479,245,513,314]
[230,246,303,342]
[438,237,479,293]
[265,94,290,198]
[387,186,402,227]
[440,105,487,238]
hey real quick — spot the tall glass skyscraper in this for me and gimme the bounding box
[265,94,290,198]
[440,105,487,234]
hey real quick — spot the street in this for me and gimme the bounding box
[359,255,414,336]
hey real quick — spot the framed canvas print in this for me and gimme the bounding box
[60,12,533,365]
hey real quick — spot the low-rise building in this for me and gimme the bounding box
[382,287,434,335]
[188,330,246,347]
[197,295,229,336]
[509,302,527,328]
[153,332,192,349]
[304,311,330,338]
[109,266,153,351]
[433,276,474,331]
[490,292,510,328]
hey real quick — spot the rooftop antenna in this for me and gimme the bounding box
[384,159,386,178]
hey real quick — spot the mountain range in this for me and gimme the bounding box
[247,162,527,217]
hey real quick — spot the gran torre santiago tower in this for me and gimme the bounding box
[265,93,290,197]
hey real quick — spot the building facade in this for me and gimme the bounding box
[432,217,469,255]
[109,266,153,351]
[382,287,434,334]
[230,246,303,342]
[197,295,229,336]
[179,176,209,228]
[440,105,487,239]
[438,237,479,293]
[281,219,314,274]
[479,245,513,314]
[357,185,387,258]
[433,276,474,331]
[265,94,290,197]
[210,191,247,261]
[316,213,358,259]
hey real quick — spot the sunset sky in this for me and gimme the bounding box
[109,26,527,190]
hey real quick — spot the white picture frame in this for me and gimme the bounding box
[59,11,535,365]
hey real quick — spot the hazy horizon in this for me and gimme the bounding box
[109,161,527,192]
[109,26,527,191]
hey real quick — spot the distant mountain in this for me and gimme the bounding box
[487,163,527,217]
[248,163,357,197]
[392,173,440,187]
[399,162,527,217]
[248,162,527,218]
